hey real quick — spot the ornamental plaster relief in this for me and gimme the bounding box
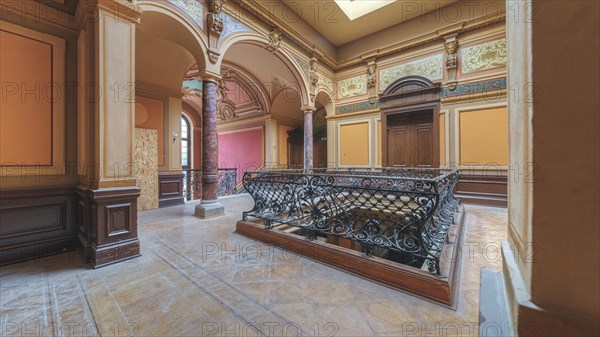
[461,38,507,74]
[168,0,204,27]
[379,54,444,91]
[337,75,368,99]
[220,13,252,40]
[318,75,335,94]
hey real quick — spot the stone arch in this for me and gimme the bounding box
[314,89,335,118]
[221,63,271,116]
[216,33,311,107]
[137,0,210,72]
[380,76,439,98]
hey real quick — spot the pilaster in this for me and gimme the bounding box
[77,0,141,267]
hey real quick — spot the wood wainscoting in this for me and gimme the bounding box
[158,173,185,208]
[77,186,141,268]
[455,173,508,207]
[0,187,79,265]
[1,185,142,268]
[237,205,466,307]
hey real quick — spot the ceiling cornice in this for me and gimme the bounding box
[227,0,505,73]
[336,14,506,70]
[226,0,336,69]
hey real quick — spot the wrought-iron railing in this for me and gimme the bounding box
[183,169,202,201]
[218,168,238,196]
[183,168,239,200]
[242,168,460,275]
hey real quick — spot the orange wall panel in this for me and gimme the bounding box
[440,114,446,165]
[135,95,164,166]
[377,121,382,166]
[340,122,369,166]
[460,107,508,166]
[0,30,53,165]
[278,125,292,166]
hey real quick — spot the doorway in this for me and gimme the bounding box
[387,109,434,167]
[380,76,441,168]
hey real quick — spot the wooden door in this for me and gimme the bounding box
[313,140,327,168]
[288,143,304,169]
[386,110,434,167]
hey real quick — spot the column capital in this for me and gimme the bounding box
[78,0,142,25]
[199,70,222,83]
[301,106,316,113]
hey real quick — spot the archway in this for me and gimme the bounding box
[217,37,310,172]
[134,2,210,209]
[380,76,441,168]
[314,90,335,168]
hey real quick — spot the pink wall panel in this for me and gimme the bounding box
[218,128,263,182]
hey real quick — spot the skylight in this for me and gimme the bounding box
[335,0,397,21]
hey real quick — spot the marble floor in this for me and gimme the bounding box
[0,195,507,337]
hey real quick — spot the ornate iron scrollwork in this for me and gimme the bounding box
[242,168,460,275]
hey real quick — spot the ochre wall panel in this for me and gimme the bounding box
[440,114,446,165]
[377,121,382,166]
[460,107,508,166]
[340,122,369,166]
[0,30,52,165]
[135,96,164,166]
[278,125,292,166]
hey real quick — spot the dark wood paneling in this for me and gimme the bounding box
[455,174,508,207]
[158,173,185,208]
[0,187,79,265]
[78,186,141,268]
[237,206,466,307]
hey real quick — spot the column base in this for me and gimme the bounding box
[195,201,225,218]
[77,186,141,268]
[80,234,140,268]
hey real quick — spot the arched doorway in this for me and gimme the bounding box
[379,76,441,168]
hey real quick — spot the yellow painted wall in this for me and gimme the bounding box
[377,121,382,166]
[440,114,446,165]
[278,125,292,166]
[460,107,508,166]
[340,122,369,165]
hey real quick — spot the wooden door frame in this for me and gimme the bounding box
[380,76,442,168]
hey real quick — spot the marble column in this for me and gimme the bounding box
[303,108,314,170]
[195,78,225,218]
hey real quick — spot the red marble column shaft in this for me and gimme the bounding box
[201,79,219,202]
[304,109,314,170]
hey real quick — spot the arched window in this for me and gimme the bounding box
[181,115,191,169]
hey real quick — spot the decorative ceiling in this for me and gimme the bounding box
[280,0,460,46]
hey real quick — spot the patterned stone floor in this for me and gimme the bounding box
[0,195,507,337]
